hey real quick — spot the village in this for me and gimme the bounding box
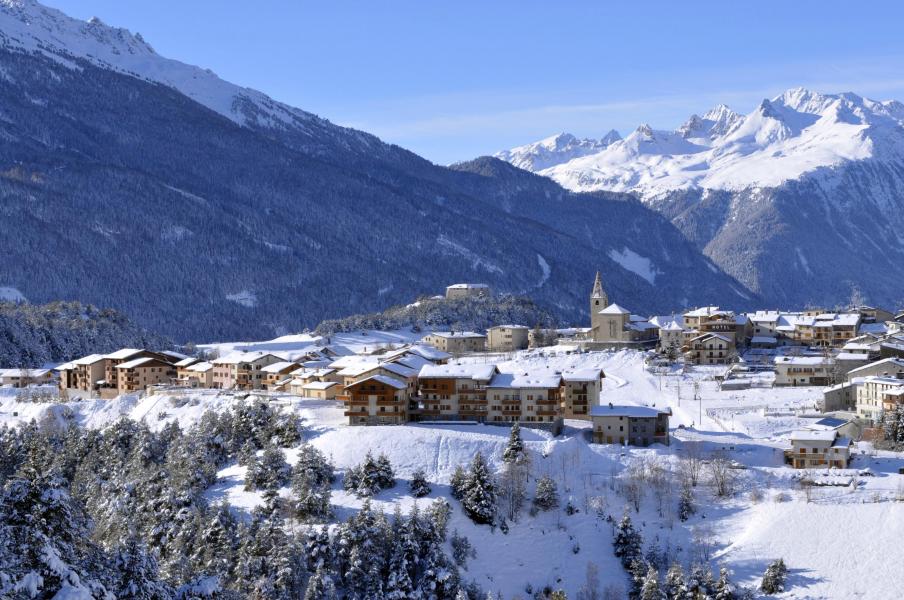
[5,273,902,475]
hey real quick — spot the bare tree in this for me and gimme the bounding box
[708,449,737,497]
[678,441,705,487]
[576,562,601,600]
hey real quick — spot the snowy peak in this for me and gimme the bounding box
[497,87,904,197]
[493,130,621,171]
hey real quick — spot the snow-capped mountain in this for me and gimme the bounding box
[0,0,757,340]
[513,88,904,197]
[497,88,904,309]
[493,130,621,171]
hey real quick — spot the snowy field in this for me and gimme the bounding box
[2,348,903,598]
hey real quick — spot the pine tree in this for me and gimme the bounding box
[450,465,467,500]
[245,446,291,492]
[613,512,643,569]
[640,564,662,600]
[533,475,559,511]
[385,508,416,599]
[629,559,648,600]
[113,538,172,599]
[714,566,734,600]
[663,562,688,600]
[687,563,713,599]
[304,566,337,600]
[502,422,527,464]
[461,452,497,525]
[376,453,396,490]
[410,468,432,497]
[291,444,333,521]
[678,485,695,522]
[760,558,787,595]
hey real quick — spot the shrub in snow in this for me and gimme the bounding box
[760,558,787,595]
[533,475,559,511]
[409,468,432,497]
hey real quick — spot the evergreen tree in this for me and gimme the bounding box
[502,422,527,465]
[640,564,662,600]
[385,508,416,599]
[376,453,397,489]
[461,452,497,525]
[687,563,713,599]
[245,447,291,492]
[663,562,687,600]
[112,538,173,600]
[450,465,468,500]
[533,475,559,511]
[714,566,734,600]
[760,559,787,595]
[291,444,334,522]
[678,485,695,522]
[304,566,337,600]
[612,512,643,569]
[410,468,432,497]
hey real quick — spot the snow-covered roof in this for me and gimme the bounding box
[0,368,51,377]
[790,429,837,442]
[260,361,299,374]
[836,352,870,362]
[73,353,105,365]
[377,362,417,378]
[174,357,201,367]
[160,350,189,361]
[774,356,832,366]
[212,351,281,365]
[103,348,144,360]
[301,381,338,390]
[405,345,452,361]
[832,436,852,449]
[684,306,730,318]
[446,283,489,289]
[598,303,630,315]
[750,336,777,344]
[562,368,603,382]
[187,361,213,372]
[54,362,76,371]
[350,374,407,390]
[393,354,432,372]
[488,372,563,389]
[848,358,904,376]
[116,356,160,369]
[690,332,732,343]
[748,311,782,323]
[590,404,668,418]
[419,364,497,380]
[488,324,529,330]
[424,331,486,339]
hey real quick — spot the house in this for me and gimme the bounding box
[485,371,565,430]
[787,429,852,469]
[855,376,904,422]
[561,368,604,419]
[260,361,301,389]
[652,318,684,355]
[0,368,53,387]
[590,404,670,446]
[300,381,339,400]
[115,357,176,394]
[418,363,498,421]
[683,333,735,365]
[420,331,487,354]
[342,374,410,425]
[774,356,836,386]
[211,351,284,390]
[487,325,530,352]
[811,313,861,347]
[445,283,491,300]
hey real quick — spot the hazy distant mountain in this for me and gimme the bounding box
[494,130,621,171]
[497,89,904,309]
[0,0,755,341]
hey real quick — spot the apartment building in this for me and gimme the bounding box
[211,351,284,390]
[485,371,564,429]
[115,357,176,394]
[421,331,487,354]
[183,361,213,388]
[487,325,530,352]
[102,348,172,391]
[590,404,670,446]
[343,374,410,425]
[561,368,604,420]
[72,354,106,392]
[418,363,498,421]
[856,376,904,422]
[260,361,301,389]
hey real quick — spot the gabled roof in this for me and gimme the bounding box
[349,374,407,390]
[598,303,630,315]
[103,348,145,360]
[116,357,167,370]
[175,357,201,368]
[562,368,603,382]
[260,361,300,374]
[424,331,486,339]
[187,361,213,372]
[790,429,837,442]
[73,353,105,365]
[488,372,562,389]
[847,357,904,377]
[301,381,338,390]
[590,404,669,418]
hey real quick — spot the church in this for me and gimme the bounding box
[588,272,658,347]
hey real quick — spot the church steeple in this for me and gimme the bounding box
[590,271,608,311]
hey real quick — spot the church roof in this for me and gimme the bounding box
[591,271,606,299]
[599,303,630,315]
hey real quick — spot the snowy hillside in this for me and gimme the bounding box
[500,88,904,198]
[3,348,903,597]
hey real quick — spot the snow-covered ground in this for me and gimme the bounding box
[3,348,903,598]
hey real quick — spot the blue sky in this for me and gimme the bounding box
[46,0,904,164]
